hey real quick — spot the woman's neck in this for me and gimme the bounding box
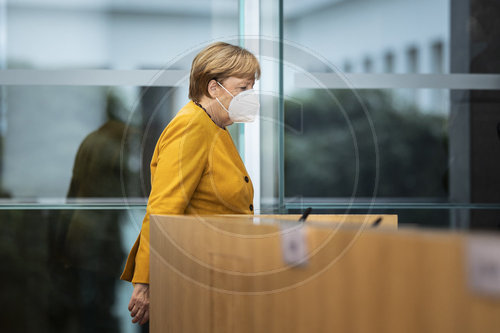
[195,96,232,128]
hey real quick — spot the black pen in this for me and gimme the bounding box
[298,207,312,222]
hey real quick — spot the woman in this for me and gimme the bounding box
[120,42,261,325]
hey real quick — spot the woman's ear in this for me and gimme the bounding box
[207,79,218,99]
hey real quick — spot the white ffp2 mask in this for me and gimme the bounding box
[215,81,260,123]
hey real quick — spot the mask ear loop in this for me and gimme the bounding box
[215,81,234,113]
[216,81,235,98]
[215,96,229,113]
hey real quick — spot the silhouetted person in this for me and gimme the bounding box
[49,92,140,332]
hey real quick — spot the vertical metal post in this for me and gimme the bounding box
[0,0,7,187]
[237,0,246,160]
[278,0,285,213]
[240,0,261,213]
[449,0,470,229]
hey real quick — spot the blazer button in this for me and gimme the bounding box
[244,176,249,183]
[249,204,253,211]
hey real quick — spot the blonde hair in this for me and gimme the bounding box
[189,42,261,101]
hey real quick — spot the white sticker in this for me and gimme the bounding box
[281,225,308,267]
[466,236,500,297]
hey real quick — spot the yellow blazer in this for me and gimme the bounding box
[121,101,254,283]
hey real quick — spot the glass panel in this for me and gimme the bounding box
[0,208,145,333]
[282,0,500,228]
[5,0,239,70]
[283,0,450,74]
[284,88,449,199]
[0,1,242,332]
[1,85,193,201]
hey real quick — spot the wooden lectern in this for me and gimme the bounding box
[150,214,500,332]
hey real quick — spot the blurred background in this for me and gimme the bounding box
[0,0,499,332]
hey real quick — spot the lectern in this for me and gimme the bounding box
[150,214,500,332]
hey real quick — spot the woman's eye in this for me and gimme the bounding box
[240,87,247,90]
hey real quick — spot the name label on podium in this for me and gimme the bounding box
[467,236,500,297]
[281,224,308,267]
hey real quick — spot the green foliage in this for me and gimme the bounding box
[284,89,448,198]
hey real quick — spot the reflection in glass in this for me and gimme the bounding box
[48,92,140,332]
[282,0,462,228]
[285,89,448,199]
[383,52,394,73]
[6,0,238,70]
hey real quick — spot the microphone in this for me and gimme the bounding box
[298,207,313,222]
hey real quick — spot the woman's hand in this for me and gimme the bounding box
[128,283,150,325]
